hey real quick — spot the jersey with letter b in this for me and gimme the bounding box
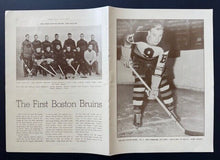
[133,41,168,76]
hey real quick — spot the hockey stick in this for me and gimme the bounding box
[49,65,57,75]
[35,59,56,76]
[69,64,80,76]
[75,64,80,75]
[129,64,204,136]
[58,65,66,79]
[38,63,56,76]
[44,58,59,76]
[21,59,33,76]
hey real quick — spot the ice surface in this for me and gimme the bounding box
[117,85,204,137]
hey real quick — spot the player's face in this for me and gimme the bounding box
[55,35,59,40]
[147,25,163,46]
[25,35,29,40]
[45,35,49,41]
[34,35,38,40]
[91,35,95,40]
[56,45,61,50]
[88,45,93,50]
[80,34,84,39]
[76,47,80,52]
[68,34,72,39]
[67,46,71,52]
[46,47,50,52]
[36,48,41,53]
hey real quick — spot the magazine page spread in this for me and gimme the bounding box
[109,7,213,154]
[5,7,110,155]
[5,6,214,155]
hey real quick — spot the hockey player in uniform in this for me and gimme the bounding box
[77,33,88,77]
[64,46,75,75]
[20,34,34,77]
[123,21,180,127]
[84,44,98,76]
[32,44,46,76]
[42,46,56,76]
[52,34,62,52]
[72,47,81,75]
[75,47,87,77]
[77,33,88,53]
[32,34,42,51]
[63,33,76,51]
[53,43,67,78]
[32,34,44,76]
[88,34,99,75]
[42,35,53,53]
[88,34,99,56]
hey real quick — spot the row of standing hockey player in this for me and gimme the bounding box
[19,33,100,79]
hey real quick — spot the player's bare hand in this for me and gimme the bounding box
[46,58,54,64]
[121,56,133,68]
[35,59,44,66]
[145,89,150,97]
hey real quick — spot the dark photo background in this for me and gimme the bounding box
[0,0,219,160]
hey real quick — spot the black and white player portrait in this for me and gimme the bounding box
[117,19,204,137]
[16,26,102,80]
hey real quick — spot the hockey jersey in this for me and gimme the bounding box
[33,50,43,60]
[52,39,62,51]
[132,42,163,60]
[42,40,52,51]
[44,51,54,59]
[77,39,88,52]
[64,51,74,59]
[21,40,34,59]
[53,49,64,60]
[63,39,76,50]
[32,40,42,50]
[88,40,99,54]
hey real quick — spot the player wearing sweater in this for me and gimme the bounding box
[20,34,34,77]
[64,46,75,74]
[32,34,42,51]
[63,33,76,51]
[42,35,53,53]
[52,34,62,52]
[42,46,56,75]
[84,44,98,75]
[124,21,179,127]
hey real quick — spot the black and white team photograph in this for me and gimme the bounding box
[16,26,102,80]
[117,19,204,137]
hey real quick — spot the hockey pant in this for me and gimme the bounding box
[132,56,175,115]
[85,61,98,75]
